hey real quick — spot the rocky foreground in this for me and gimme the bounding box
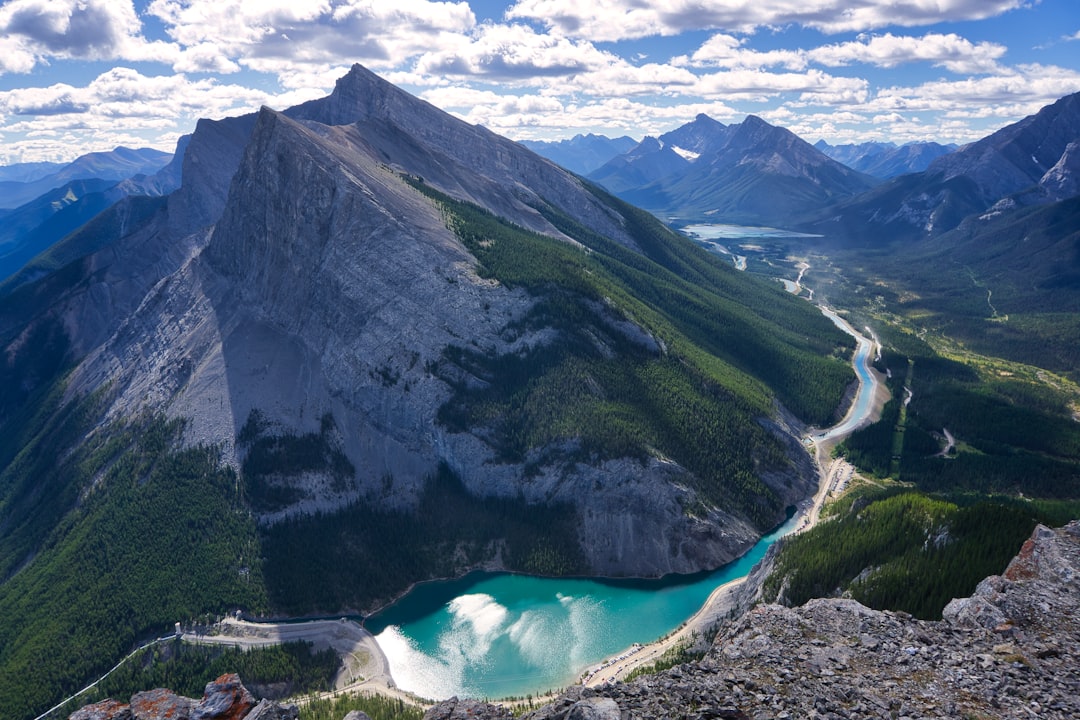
[72,521,1079,720]
[434,520,1080,720]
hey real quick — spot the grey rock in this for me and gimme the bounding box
[69,700,133,720]
[245,699,299,720]
[565,697,620,720]
[191,673,254,720]
[130,688,194,719]
[341,711,372,720]
[516,521,1080,720]
[423,697,513,720]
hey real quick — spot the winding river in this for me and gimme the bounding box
[366,247,880,702]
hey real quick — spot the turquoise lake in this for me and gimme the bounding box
[364,512,801,700]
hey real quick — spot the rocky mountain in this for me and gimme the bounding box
[812,91,1080,241]
[814,139,956,178]
[590,114,876,225]
[519,133,638,175]
[0,159,64,184]
[0,146,173,210]
[0,65,856,719]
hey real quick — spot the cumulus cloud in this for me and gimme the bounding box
[0,0,179,72]
[505,0,1028,41]
[148,0,476,74]
[435,90,740,140]
[675,34,808,70]
[414,22,611,80]
[809,33,1007,74]
[0,67,282,160]
[871,64,1080,113]
[695,68,869,104]
[681,32,1007,75]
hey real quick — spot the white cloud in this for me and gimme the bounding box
[808,33,1007,74]
[695,68,869,104]
[676,34,808,71]
[0,68,286,161]
[871,64,1080,113]
[0,0,179,72]
[148,0,477,76]
[505,0,1028,41]
[678,31,1007,75]
[414,22,611,80]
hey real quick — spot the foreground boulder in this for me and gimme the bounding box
[70,675,294,720]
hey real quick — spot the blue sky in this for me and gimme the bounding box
[0,0,1078,164]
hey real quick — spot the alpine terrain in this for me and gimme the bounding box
[0,65,856,719]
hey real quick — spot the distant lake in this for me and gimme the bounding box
[365,513,801,700]
[680,223,823,240]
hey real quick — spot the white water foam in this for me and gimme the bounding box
[375,625,469,700]
[444,593,509,662]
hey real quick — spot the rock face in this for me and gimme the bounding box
[503,521,1080,719]
[70,675,290,720]
[70,675,286,720]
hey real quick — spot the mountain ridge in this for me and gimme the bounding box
[589,113,876,225]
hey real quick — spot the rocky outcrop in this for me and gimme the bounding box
[495,521,1080,719]
[70,675,292,720]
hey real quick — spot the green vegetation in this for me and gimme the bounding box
[835,325,1080,498]
[57,640,338,715]
[408,177,854,529]
[262,463,586,614]
[238,410,356,512]
[764,491,1077,619]
[299,694,424,720]
[623,639,706,683]
[0,408,266,720]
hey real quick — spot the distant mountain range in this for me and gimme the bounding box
[811,91,1080,242]
[587,114,877,226]
[0,147,173,210]
[813,139,956,178]
[0,144,182,284]
[519,133,637,175]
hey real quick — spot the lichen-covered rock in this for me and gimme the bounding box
[69,699,133,720]
[130,688,194,719]
[191,674,255,720]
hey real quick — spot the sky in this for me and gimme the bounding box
[1,0,1079,164]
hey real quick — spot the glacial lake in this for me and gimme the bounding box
[365,512,801,700]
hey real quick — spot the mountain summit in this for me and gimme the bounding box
[590,113,876,225]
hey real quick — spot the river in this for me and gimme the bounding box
[366,238,879,702]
